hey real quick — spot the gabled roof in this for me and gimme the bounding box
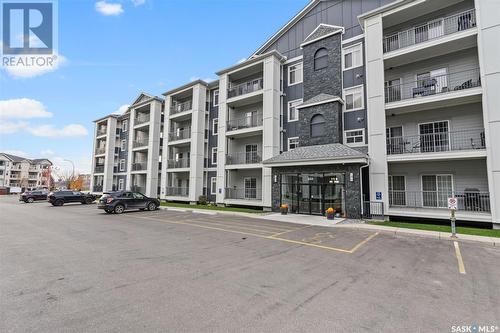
[0,153,52,165]
[296,93,343,109]
[263,143,367,166]
[300,24,344,48]
[130,92,162,107]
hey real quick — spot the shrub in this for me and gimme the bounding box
[198,195,208,205]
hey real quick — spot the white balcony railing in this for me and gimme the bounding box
[389,190,490,212]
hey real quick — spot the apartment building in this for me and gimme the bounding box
[0,153,52,190]
[90,0,500,229]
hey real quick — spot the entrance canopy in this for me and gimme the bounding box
[263,143,368,167]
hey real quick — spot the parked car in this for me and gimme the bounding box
[48,190,96,206]
[97,191,160,214]
[19,190,49,203]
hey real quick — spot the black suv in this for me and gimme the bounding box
[19,190,49,203]
[98,191,160,214]
[48,190,96,206]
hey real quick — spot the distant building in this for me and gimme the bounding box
[0,153,53,190]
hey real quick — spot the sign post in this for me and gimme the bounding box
[448,197,458,238]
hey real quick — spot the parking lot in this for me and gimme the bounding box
[1,195,499,332]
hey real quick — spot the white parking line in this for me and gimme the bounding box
[192,211,218,215]
[454,241,466,275]
[166,208,187,212]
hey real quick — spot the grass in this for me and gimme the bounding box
[368,221,500,238]
[160,201,264,214]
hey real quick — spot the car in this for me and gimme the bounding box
[97,191,160,214]
[48,190,96,206]
[19,190,49,203]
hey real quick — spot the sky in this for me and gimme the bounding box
[0,0,306,174]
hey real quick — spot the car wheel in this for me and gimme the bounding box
[114,204,125,214]
[147,202,157,211]
[55,199,64,206]
[27,197,34,203]
[85,197,94,204]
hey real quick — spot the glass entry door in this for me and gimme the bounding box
[310,185,323,215]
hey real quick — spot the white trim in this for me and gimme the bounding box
[119,159,125,172]
[212,118,218,135]
[300,24,345,48]
[264,157,368,167]
[343,85,365,112]
[344,128,366,147]
[287,62,303,87]
[296,97,344,109]
[417,120,451,153]
[287,99,302,122]
[122,119,128,132]
[342,42,363,71]
[213,89,219,107]
[210,177,217,195]
[118,178,124,191]
[211,147,218,165]
[342,34,364,45]
[420,174,454,208]
[288,136,299,151]
[121,139,126,151]
[284,55,303,65]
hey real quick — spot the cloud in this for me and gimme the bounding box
[51,156,92,175]
[0,121,28,134]
[26,124,89,138]
[95,1,124,16]
[131,0,146,6]
[112,104,129,115]
[3,54,67,79]
[0,98,53,119]
[40,149,56,156]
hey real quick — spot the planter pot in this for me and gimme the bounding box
[326,213,335,220]
[280,208,288,215]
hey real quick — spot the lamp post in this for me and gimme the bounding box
[64,159,75,179]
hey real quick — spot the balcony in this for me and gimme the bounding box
[385,68,481,105]
[225,188,262,200]
[165,187,189,197]
[228,78,263,99]
[93,185,103,192]
[389,190,490,213]
[226,113,263,132]
[94,165,105,173]
[170,100,192,115]
[133,138,149,148]
[131,185,146,194]
[95,147,106,155]
[132,162,147,171]
[383,9,476,53]
[167,158,190,169]
[135,114,150,126]
[168,128,191,142]
[226,152,262,165]
[386,128,485,157]
[96,128,107,136]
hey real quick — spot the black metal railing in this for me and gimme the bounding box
[383,9,476,53]
[97,128,107,136]
[135,114,150,125]
[133,138,149,148]
[226,152,262,165]
[94,165,105,173]
[170,100,192,115]
[167,158,190,169]
[389,190,490,212]
[131,162,147,171]
[165,187,189,197]
[168,127,191,141]
[226,113,263,132]
[225,188,262,200]
[228,78,263,98]
[386,128,485,155]
[93,185,103,192]
[131,186,145,194]
[95,147,106,155]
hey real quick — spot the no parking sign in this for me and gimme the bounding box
[448,197,458,210]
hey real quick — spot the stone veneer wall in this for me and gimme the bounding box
[270,164,363,219]
[298,101,343,146]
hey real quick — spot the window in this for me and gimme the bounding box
[244,177,257,199]
[211,147,217,165]
[310,114,325,138]
[422,175,453,208]
[288,62,303,86]
[288,137,299,150]
[212,118,218,135]
[419,121,449,153]
[386,126,403,154]
[121,139,126,151]
[343,43,363,70]
[118,179,124,190]
[213,90,219,106]
[388,175,406,206]
[345,129,365,146]
[344,86,364,111]
[314,48,328,70]
[416,68,448,96]
[385,79,401,102]
[122,120,128,132]
[119,159,125,171]
[245,144,259,164]
[287,99,302,122]
[210,177,217,195]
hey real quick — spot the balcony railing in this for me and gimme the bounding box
[131,185,146,194]
[385,68,481,103]
[93,185,103,192]
[95,147,106,155]
[167,158,190,169]
[165,187,189,197]
[132,162,147,171]
[383,9,476,53]
[226,113,263,132]
[135,114,150,125]
[170,100,192,115]
[97,128,107,136]
[94,165,105,173]
[133,138,149,148]
[389,190,490,212]
[226,152,262,165]
[386,128,485,155]
[225,187,262,200]
[168,127,191,141]
[228,78,263,98]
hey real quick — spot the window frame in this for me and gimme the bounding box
[118,179,124,190]
[343,85,365,112]
[210,177,217,195]
[314,48,328,71]
[287,99,302,123]
[119,159,125,171]
[122,120,128,132]
[213,90,219,107]
[211,147,218,165]
[287,62,303,86]
[212,118,218,135]
[121,139,126,151]
[310,114,326,138]
[288,137,299,151]
[344,129,366,147]
[342,43,363,71]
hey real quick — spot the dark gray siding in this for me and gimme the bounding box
[282,60,303,151]
[208,87,219,167]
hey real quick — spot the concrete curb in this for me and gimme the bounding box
[159,206,268,219]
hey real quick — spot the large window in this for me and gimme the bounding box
[119,159,125,171]
[121,139,126,151]
[386,126,404,154]
[212,118,218,135]
[244,178,257,199]
[310,114,325,138]
[245,144,259,164]
[211,147,217,165]
[345,129,365,146]
[343,43,363,70]
[288,137,299,150]
[419,121,449,153]
[422,174,453,208]
[122,120,128,132]
[344,86,364,111]
[288,62,303,86]
[287,99,302,122]
[314,48,328,70]
[210,177,217,195]
[213,90,219,106]
[388,175,406,206]
[118,179,124,191]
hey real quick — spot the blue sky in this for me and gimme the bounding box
[0,0,306,174]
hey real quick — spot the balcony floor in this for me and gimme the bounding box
[387,149,487,163]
